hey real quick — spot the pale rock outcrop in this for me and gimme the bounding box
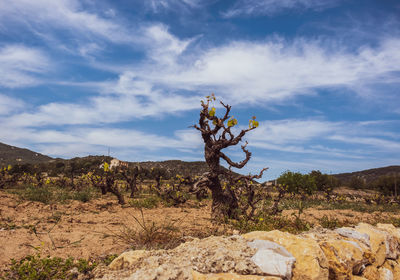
[248,240,295,279]
[335,227,371,247]
[191,270,281,280]
[319,239,370,278]
[378,267,393,280]
[108,250,148,270]
[243,230,329,280]
[355,223,398,265]
[383,259,400,279]
[96,223,400,280]
[362,265,380,280]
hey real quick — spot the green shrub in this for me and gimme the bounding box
[231,213,312,234]
[22,186,54,204]
[319,215,343,229]
[1,253,96,280]
[129,196,160,209]
[73,188,93,203]
[102,254,118,266]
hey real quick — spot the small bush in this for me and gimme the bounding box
[129,196,160,209]
[102,254,118,266]
[112,209,183,250]
[22,186,54,204]
[319,215,343,230]
[231,213,312,234]
[1,253,96,280]
[73,188,93,203]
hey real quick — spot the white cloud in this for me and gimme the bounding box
[223,0,341,18]
[5,85,201,127]
[0,125,201,159]
[246,118,400,155]
[0,0,130,44]
[147,0,201,13]
[0,94,25,115]
[127,37,400,105]
[142,24,194,65]
[0,45,50,88]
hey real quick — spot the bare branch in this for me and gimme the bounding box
[219,142,252,169]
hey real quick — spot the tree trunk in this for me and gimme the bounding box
[130,175,138,198]
[111,187,126,205]
[208,175,239,220]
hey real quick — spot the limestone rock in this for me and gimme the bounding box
[383,259,400,279]
[356,223,398,265]
[243,230,328,280]
[108,250,148,270]
[335,228,370,247]
[319,239,370,278]
[248,240,295,279]
[192,270,281,280]
[376,224,400,258]
[362,265,380,280]
[378,267,393,280]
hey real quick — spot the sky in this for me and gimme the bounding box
[0,0,399,180]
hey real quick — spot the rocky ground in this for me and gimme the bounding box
[1,189,400,279]
[96,223,400,280]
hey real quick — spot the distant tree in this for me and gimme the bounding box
[0,166,12,189]
[309,170,340,200]
[119,165,147,198]
[193,94,266,219]
[277,171,316,197]
[88,163,125,204]
[371,175,399,197]
[349,176,366,190]
[149,167,170,190]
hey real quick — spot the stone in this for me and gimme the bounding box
[356,223,398,264]
[378,267,393,280]
[335,228,371,247]
[319,239,371,278]
[248,240,295,279]
[108,250,148,270]
[192,270,281,280]
[383,259,400,279]
[376,224,400,258]
[362,265,380,280]
[243,231,328,280]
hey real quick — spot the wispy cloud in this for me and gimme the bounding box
[0,0,130,44]
[147,0,202,13]
[0,94,25,115]
[0,124,202,159]
[223,0,342,18]
[246,118,400,155]
[0,45,50,88]
[125,36,400,106]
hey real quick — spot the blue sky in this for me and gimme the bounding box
[0,0,399,179]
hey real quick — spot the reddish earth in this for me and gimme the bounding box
[1,190,399,272]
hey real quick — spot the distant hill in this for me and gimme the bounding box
[0,142,53,166]
[0,141,236,178]
[333,166,400,184]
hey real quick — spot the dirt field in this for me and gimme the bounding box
[1,190,400,272]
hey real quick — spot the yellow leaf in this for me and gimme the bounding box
[209,107,216,117]
[227,118,237,127]
[104,162,110,172]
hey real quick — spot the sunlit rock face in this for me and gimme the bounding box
[97,223,400,280]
